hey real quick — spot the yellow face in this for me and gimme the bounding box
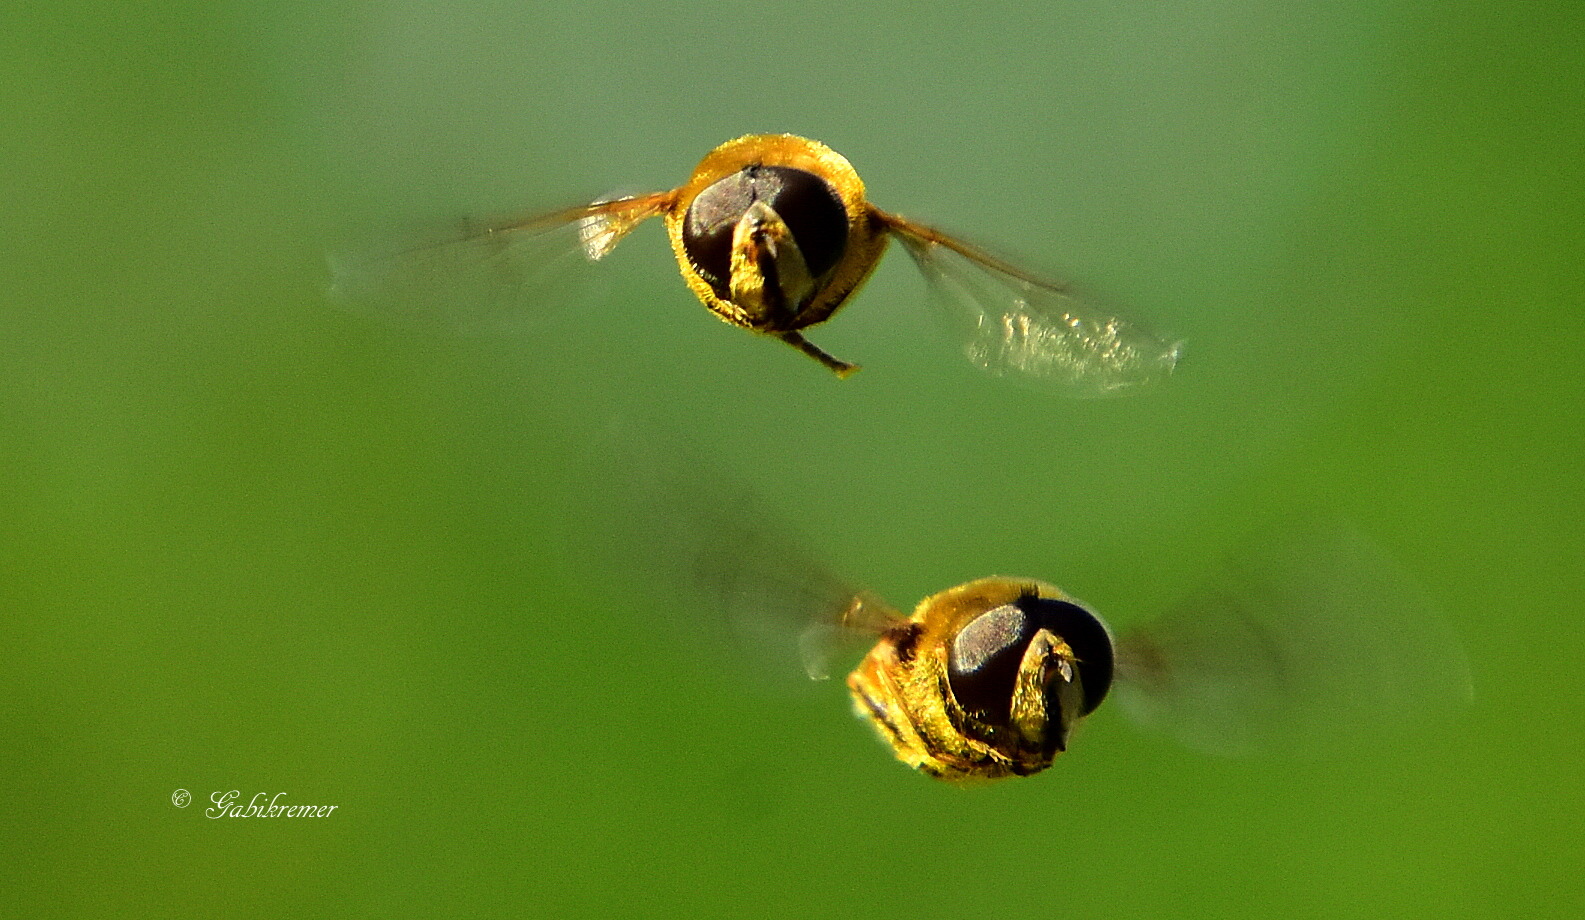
[660,135,892,378]
[844,577,1114,783]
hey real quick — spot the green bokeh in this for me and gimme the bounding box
[3,2,1581,917]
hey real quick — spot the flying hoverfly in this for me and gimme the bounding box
[331,134,1182,394]
[725,535,1468,782]
[609,445,1472,782]
[829,575,1115,780]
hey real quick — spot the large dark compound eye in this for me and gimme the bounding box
[947,595,1114,727]
[682,165,848,299]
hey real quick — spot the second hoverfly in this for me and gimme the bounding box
[605,438,1471,783]
[333,134,1181,395]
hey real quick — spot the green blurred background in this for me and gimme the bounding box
[3,1,1581,917]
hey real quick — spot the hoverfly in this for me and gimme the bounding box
[833,575,1115,780]
[331,134,1182,394]
[734,537,1467,782]
[611,443,1472,782]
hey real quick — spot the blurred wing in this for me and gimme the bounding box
[1114,518,1472,756]
[591,419,905,684]
[877,210,1182,396]
[327,192,673,333]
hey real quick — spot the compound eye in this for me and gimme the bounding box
[1014,595,1115,716]
[948,603,1034,726]
[682,165,848,298]
[948,594,1116,728]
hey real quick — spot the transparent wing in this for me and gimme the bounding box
[877,210,1183,396]
[327,192,673,333]
[587,419,905,684]
[1114,518,1472,756]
